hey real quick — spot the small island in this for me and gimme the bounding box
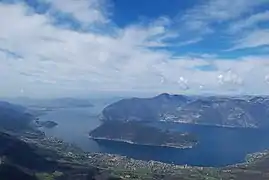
[35,120,58,129]
[89,121,197,149]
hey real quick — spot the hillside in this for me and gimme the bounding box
[101,94,269,128]
[2,128,269,180]
[1,100,269,179]
[0,101,34,131]
[0,131,121,180]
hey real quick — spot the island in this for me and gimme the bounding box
[35,120,58,129]
[89,121,197,149]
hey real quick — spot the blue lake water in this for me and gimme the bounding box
[39,107,269,167]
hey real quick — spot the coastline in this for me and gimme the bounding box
[89,136,195,149]
[158,120,258,129]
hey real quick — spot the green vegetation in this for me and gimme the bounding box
[36,173,55,180]
[36,171,63,180]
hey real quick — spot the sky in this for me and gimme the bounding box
[0,0,269,97]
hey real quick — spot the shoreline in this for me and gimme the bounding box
[157,121,258,129]
[89,136,195,149]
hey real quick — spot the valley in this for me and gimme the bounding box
[2,95,269,179]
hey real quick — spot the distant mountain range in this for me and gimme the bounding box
[0,101,57,132]
[14,97,94,109]
[101,93,269,128]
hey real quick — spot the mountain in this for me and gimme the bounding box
[15,97,94,109]
[101,93,191,122]
[1,101,269,179]
[0,101,34,131]
[0,163,38,180]
[0,100,121,180]
[0,131,122,180]
[40,98,94,108]
[0,132,57,171]
[100,94,269,128]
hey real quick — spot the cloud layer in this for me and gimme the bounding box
[0,0,269,97]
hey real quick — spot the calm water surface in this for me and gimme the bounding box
[39,107,269,167]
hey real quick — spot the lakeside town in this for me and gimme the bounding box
[20,130,223,179]
[17,129,269,180]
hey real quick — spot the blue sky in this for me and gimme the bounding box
[0,0,269,97]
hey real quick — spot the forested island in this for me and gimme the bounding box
[89,121,197,149]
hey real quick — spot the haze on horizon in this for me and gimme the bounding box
[1,0,269,98]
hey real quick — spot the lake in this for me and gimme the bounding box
[39,107,269,167]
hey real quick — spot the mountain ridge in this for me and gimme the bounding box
[0,101,34,131]
[100,94,269,128]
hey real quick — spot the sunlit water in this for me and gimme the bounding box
[39,107,269,167]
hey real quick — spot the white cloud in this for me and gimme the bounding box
[181,0,267,32]
[230,29,269,50]
[177,77,189,90]
[44,0,109,24]
[265,74,269,83]
[1,1,269,97]
[228,11,269,33]
[175,37,203,47]
[176,0,269,52]
[218,70,243,85]
[119,21,167,47]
